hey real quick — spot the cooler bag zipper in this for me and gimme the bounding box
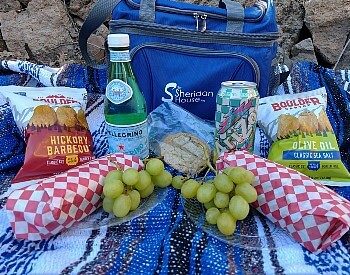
[110,20,279,46]
[129,43,261,86]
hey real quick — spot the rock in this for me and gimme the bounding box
[87,34,106,63]
[68,0,97,20]
[0,0,21,12]
[0,16,7,52]
[291,38,318,64]
[18,0,30,7]
[0,0,81,66]
[275,0,305,63]
[304,0,350,67]
[0,39,8,53]
[335,40,350,69]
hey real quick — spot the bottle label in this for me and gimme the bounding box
[110,50,131,62]
[106,120,149,159]
[106,79,133,105]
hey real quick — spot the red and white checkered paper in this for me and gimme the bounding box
[5,153,144,241]
[216,151,350,253]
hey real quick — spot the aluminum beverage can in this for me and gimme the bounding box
[215,81,259,156]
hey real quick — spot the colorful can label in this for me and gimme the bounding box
[215,81,259,155]
[106,119,149,159]
[106,79,133,105]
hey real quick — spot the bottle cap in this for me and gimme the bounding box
[107,34,130,48]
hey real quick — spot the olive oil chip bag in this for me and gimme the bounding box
[258,88,350,186]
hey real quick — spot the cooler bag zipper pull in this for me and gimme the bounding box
[193,12,200,31]
[193,12,207,32]
[200,14,207,32]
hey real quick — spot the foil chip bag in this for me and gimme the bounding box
[0,86,94,183]
[258,88,350,186]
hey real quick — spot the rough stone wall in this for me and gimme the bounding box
[0,0,349,68]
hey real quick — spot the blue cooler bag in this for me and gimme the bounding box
[79,0,279,120]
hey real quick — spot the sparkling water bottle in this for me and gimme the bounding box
[104,34,149,159]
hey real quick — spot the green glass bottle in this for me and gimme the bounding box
[104,34,149,159]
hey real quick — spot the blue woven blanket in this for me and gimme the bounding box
[0,60,349,274]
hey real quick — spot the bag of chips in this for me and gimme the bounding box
[0,86,94,183]
[258,87,350,186]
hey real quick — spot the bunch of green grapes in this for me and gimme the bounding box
[172,166,258,236]
[102,158,172,218]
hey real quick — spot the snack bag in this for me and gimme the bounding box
[0,86,94,183]
[258,88,350,185]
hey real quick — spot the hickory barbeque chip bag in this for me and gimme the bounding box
[258,87,350,186]
[0,86,94,183]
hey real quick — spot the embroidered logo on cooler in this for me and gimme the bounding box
[162,82,214,104]
[106,79,133,105]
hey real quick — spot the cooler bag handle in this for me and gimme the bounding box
[140,0,245,32]
[220,0,245,32]
[79,0,120,68]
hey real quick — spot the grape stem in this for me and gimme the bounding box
[107,156,123,171]
[124,186,134,194]
[194,142,217,175]
[202,145,217,176]
[203,167,211,181]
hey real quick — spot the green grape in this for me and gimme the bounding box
[214,192,229,208]
[228,167,255,185]
[221,208,230,214]
[152,170,173,188]
[171,175,186,189]
[235,183,258,203]
[204,200,216,210]
[217,212,236,236]
[214,173,234,193]
[129,190,141,210]
[206,207,220,225]
[105,170,123,182]
[122,168,140,186]
[223,167,234,176]
[229,195,250,220]
[135,170,152,191]
[139,183,154,198]
[196,183,217,203]
[146,158,164,176]
[113,194,131,218]
[181,179,201,199]
[103,179,124,199]
[102,197,115,213]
